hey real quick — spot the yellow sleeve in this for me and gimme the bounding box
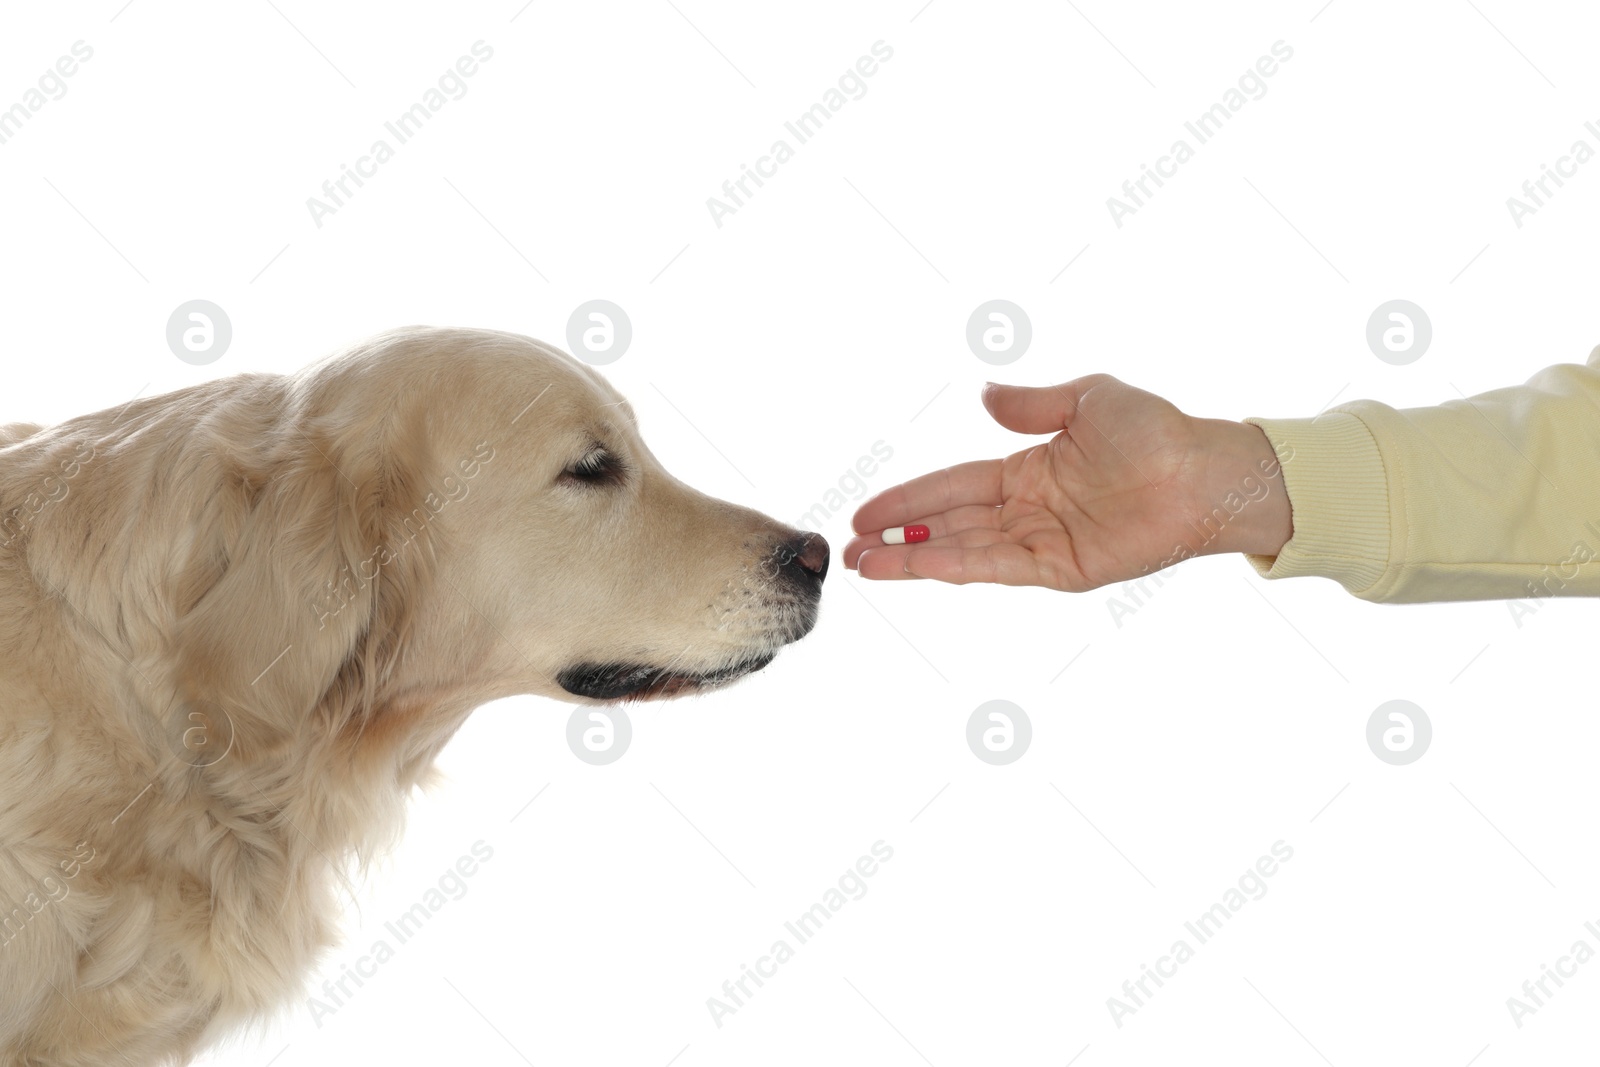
[1240,345,1600,603]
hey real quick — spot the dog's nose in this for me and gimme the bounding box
[780,532,829,585]
[796,533,829,581]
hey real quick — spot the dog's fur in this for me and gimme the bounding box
[0,327,825,1065]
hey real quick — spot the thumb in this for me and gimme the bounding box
[981,374,1115,435]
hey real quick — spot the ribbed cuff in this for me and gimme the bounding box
[1240,411,1392,597]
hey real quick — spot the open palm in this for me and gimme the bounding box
[843,375,1286,591]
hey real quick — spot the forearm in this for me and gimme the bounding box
[1239,347,1600,603]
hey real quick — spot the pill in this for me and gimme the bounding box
[882,524,930,545]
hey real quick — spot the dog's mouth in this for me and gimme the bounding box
[557,652,779,702]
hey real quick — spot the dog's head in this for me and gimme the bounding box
[168,327,825,758]
[418,331,829,704]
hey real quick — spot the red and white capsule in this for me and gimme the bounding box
[881,524,930,545]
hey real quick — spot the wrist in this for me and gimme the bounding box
[1191,418,1293,557]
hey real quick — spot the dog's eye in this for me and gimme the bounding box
[560,449,627,487]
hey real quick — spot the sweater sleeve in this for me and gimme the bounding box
[1240,344,1600,603]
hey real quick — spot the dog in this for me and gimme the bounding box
[0,326,827,1065]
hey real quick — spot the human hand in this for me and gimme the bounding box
[843,376,1293,590]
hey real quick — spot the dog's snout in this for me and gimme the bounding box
[779,533,829,586]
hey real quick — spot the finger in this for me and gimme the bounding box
[901,543,1052,587]
[853,526,1008,579]
[854,548,928,580]
[842,505,1001,568]
[850,460,1003,535]
[981,375,1115,435]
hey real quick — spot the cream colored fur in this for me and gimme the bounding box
[0,327,821,1065]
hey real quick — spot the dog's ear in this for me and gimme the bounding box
[172,412,435,754]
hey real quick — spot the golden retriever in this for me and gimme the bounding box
[0,326,827,1065]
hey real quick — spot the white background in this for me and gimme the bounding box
[3,1,1599,1064]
